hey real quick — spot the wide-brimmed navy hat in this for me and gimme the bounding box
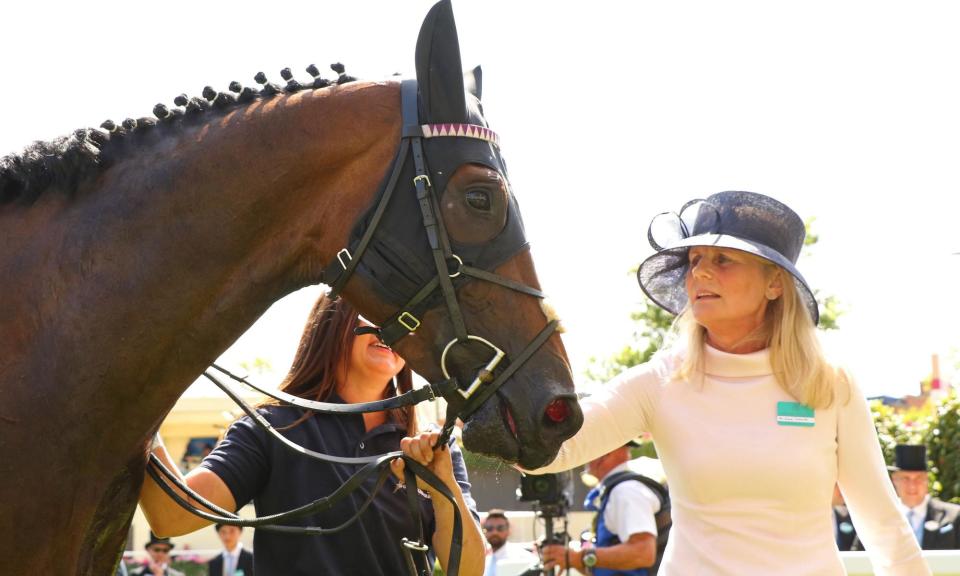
[637,191,819,325]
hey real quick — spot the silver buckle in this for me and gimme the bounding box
[336,248,352,270]
[448,254,463,278]
[398,312,421,332]
[440,335,506,400]
[413,174,432,189]
[400,538,431,576]
[401,538,430,552]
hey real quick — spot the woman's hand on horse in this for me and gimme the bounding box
[392,430,455,493]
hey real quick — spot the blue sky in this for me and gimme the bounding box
[3,1,958,398]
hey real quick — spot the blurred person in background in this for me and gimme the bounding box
[130,533,184,576]
[207,524,253,575]
[890,444,960,549]
[832,484,860,552]
[483,509,537,575]
[541,444,668,575]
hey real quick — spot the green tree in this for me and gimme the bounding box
[870,400,930,465]
[869,390,960,504]
[239,357,273,375]
[585,219,843,383]
[584,301,673,384]
[926,391,960,503]
[803,217,845,330]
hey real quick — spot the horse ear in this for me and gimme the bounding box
[465,65,482,100]
[415,0,467,123]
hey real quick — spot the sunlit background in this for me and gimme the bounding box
[3,0,958,399]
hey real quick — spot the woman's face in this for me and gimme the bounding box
[684,247,781,341]
[348,317,406,382]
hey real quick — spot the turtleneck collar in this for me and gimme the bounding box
[703,343,773,377]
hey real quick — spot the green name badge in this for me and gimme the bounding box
[777,401,815,427]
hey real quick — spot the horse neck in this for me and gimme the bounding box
[3,81,401,451]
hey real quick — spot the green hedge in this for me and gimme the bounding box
[123,560,207,576]
[871,390,960,504]
[928,392,960,503]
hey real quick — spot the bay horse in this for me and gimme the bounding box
[0,1,582,573]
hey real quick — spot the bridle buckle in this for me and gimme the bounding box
[402,538,430,552]
[398,311,421,332]
[412,174,432,191]
[447,254,463,278]
[336,248,352,270]
[440,335,506,400]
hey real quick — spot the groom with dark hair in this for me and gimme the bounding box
[207,524,254,575]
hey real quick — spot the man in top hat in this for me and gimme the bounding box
[889,444,960,549]
[130,533,186,576]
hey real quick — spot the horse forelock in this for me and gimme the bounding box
[0,63,359,208]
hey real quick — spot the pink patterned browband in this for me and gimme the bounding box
[420,123,500,147]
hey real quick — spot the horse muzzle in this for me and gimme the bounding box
[460,375,583,470]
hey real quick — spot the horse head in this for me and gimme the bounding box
[339,0,583,469]
[0,2,580,572]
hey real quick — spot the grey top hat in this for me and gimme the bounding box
[637,191,819,325]
[888,444,927,472]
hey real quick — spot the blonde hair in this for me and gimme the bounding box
[676,262,847,410]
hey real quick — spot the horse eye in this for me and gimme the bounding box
[465,188,491,211]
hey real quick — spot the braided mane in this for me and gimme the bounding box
[0,63,358,206]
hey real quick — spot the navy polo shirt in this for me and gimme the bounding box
[201,399,478,576]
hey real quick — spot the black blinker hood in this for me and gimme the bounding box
[346,87,529,309]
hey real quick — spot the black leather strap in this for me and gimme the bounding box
[147,454,391,530]
[204,371,387,464]
[378,276,441,345]
[323,138,410,299]
[210,363,435,415]
[401,464,431,575]
[460,265,546,299]
[457,319,559,420]
[404,457,463,576]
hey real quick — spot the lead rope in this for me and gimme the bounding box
[401,464,433,576]
[146,368,466,575]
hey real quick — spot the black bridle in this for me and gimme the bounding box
[319,79,558,430]
[147,79,559,576]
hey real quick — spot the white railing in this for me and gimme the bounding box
[842,550,960,576]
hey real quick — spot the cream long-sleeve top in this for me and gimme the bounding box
[533,344,930,576]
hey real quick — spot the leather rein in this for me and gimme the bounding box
[147,79,558,576]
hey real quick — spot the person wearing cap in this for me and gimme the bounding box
[541,443,669,575]
[889,444,960,549]
[528,191,929,575]
[130,533,185,576]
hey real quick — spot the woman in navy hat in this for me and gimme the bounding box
[535,192,929,575]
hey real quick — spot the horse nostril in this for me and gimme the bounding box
[544,398,570,423]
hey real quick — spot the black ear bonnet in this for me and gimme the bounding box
[345,92,527,308]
